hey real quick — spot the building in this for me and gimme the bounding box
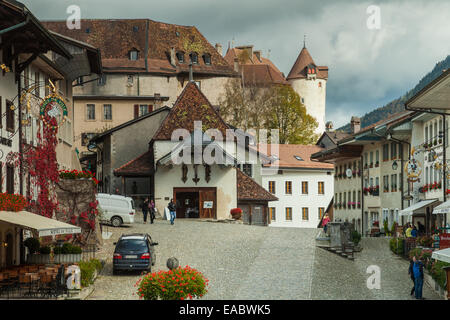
[259,144,334,228]
[224,45,288,86]
[43,19,238,167]
[111,81,277,221]
[286,44,328,135]
[402,69,450,233]
[0,0,98,268]
[312,112,415,235]
[91,107,170,194]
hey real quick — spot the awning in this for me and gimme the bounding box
[432,248,450,263]
[0,211,81,237]
[432,200,450,214]
[398,199,439,216]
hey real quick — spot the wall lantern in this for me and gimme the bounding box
[392,161,398,171]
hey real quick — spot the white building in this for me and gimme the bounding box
[287,45,328,135]
[260,144,334,228]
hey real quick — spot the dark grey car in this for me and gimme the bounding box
[112,233,158,275]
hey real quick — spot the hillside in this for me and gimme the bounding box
[339,55,450,132]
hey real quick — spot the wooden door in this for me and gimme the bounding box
[199,189,216,219]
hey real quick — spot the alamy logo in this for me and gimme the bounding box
[66,5,81,30]
[366,5,381,30]
[366,265,381,289]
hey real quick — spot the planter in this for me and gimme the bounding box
[54,254,82,264]
[27,253,51,264]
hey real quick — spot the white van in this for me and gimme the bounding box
[96,193,135,227]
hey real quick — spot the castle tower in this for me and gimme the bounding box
[287,43,328,135]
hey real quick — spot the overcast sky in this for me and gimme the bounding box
[22,0,450,128]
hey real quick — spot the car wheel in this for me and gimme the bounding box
[111,216,123,227]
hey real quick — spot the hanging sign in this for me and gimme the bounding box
[40,93,68,130]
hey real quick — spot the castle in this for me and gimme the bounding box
[225,42,329,135]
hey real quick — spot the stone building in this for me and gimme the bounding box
[43,19,238,168]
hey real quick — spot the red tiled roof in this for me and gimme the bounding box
[152,81,230,140]
[42,19,236,76]
[114,150,152,176]
[236,169,278,202]
[259,144,334,169]
[224,47,287,85]
[286,47,328,80]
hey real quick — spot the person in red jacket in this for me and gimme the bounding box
[322,213,331,234]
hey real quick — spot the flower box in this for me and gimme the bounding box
[53,254,82,264]
[27,253,51,264]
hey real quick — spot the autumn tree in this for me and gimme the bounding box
[268,85,319,144]
[219,78,318,144]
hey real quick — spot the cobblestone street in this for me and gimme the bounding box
[86,215,442,300]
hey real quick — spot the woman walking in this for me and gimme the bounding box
[149,199,156,224]
[141,197,149,224]
[322,213,331,235]
[168,199,176,225]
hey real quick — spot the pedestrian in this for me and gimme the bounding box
[411,256,425,300]
[149,199,156,224]
[408,257,415,296]
[411,225,418,238]
[322,213,330,235]
[405,224,413,238]
[168,198,176,225]
[141,197,149,224]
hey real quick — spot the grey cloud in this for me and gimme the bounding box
[21,0,450,128]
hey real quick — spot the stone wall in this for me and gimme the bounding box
[55,179,102,248]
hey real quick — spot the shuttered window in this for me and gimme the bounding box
[318,182,324,194]
[268,181,276,194]
[302,181,308,194]
[285,207,292,221]
[285,181,292,194]
[302,208,309,220]
[6,100,14,132]
[269,207,276,221]
[6,165,14,194]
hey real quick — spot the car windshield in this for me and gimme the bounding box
[116,239,147,251]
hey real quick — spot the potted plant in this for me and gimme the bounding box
[54,242,82,263]
[375,161,379,167]
[230,208,242,220]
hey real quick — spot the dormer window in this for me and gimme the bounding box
[129,49,139,61]
[176,51,185,63]
[203,53,211,65]
[189,52,198,64]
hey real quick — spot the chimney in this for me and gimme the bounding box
[170,47,176,66]
[325,121,333,132]
[215,43,223,56]
[350,116,361,134]
[233,57,239,72]
[189,62,193,82]
[254,50,262,62]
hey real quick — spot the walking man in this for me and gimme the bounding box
[141,197,149,224]
[168,199,176,225]
[408,257,415,296]
[412,256,425,300]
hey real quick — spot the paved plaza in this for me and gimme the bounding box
[86,215,441,300]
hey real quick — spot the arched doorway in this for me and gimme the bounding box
[5,233,14,266]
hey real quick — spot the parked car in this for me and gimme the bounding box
[96,193,135,227]
[112,233,158,274]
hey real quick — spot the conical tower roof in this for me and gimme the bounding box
[286,46,316,80]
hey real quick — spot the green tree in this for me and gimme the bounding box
[267,85,319,144]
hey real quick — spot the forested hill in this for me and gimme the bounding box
[338,55,450,132]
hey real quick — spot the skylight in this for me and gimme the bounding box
[294,155,304,161]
